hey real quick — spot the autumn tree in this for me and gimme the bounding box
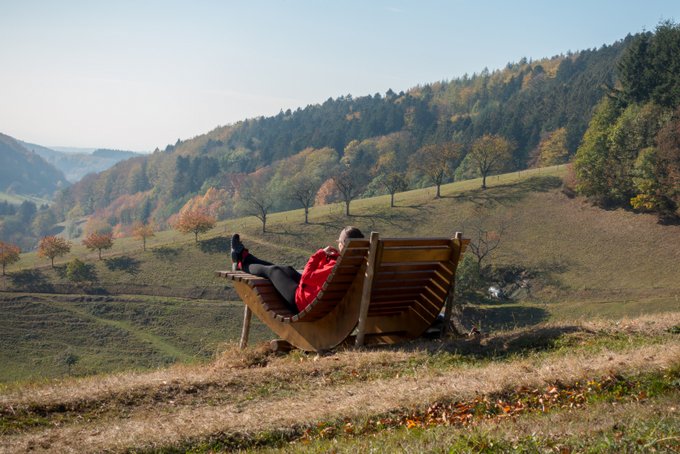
[469,135,514,189]
[82,232,114,260]
[533,127,570,167]
[381,172,408,207]
[409,142,461,198]
[174,209,216,242]
[132,221,155,251]
[0,241,21,275]
[38,236,72,267]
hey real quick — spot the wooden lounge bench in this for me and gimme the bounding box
[216,238,371,351]
[216,232,468,352]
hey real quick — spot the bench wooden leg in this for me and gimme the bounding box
[356,231,380,347]
[240,305,252,349]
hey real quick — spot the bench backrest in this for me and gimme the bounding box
[351,234,468,345]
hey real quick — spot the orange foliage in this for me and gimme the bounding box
[83,217,112,236]
[179,187,229,219]
[0,241,21,275]
[132,222,155,251]
[314,178,340,206]
[38,236,72,267]
[82,232,114,259]
[174,208,216,242]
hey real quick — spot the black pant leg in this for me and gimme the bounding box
[242,253,273,270]
[247,264,301,312]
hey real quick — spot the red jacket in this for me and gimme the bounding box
[295,248,339,312]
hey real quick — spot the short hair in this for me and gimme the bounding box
[339,226,364,244]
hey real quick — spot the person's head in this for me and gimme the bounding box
[337,226,364,252]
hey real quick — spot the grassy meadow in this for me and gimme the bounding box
[1,165,679,452]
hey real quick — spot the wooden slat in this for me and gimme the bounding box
[373,277,435,289]
[370,287,426,298]
[377,261,453,274]
[380,238,452,247]
[380,247,452,263]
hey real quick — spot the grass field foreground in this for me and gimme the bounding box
[0,313,678,452]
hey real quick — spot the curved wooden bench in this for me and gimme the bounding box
[216,238,371,351]
[216,233,468,352]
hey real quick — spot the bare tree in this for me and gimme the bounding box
[466,207,508,272]
[469,134,514,189]
[240,186,273,233]
[409,142,461,198]
[289,177,319,224]
[332,169,360,216]
[381,172,408,207]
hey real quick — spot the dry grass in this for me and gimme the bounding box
[1,313,679,453]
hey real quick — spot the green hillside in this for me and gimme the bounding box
[2,165,679,383]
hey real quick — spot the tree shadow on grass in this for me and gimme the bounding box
[152,246,181,260]
[387,319,588,361]
[331,206,438,232]
[462,304,549,331]
[8,269,55,292]
[437,324,588,359]
[462,175,564,208]
[105,256,141,274]
[198,236,230,254]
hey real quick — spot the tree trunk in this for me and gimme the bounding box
[304,207,309,224]
[435,184,441,199]
[345,200,350,216]
[482,173,487,189]
[390,193,395,208]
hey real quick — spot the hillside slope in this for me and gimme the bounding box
[0,134,68,197]
[10,167,680,307]
[2,167,679,384]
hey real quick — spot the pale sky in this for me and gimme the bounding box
[1,1,678,152]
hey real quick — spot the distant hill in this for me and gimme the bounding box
[0,133,69,197]
[91,148,141,160]
[20,142,143,183]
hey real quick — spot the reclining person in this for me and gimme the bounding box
[231,226,365,314]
